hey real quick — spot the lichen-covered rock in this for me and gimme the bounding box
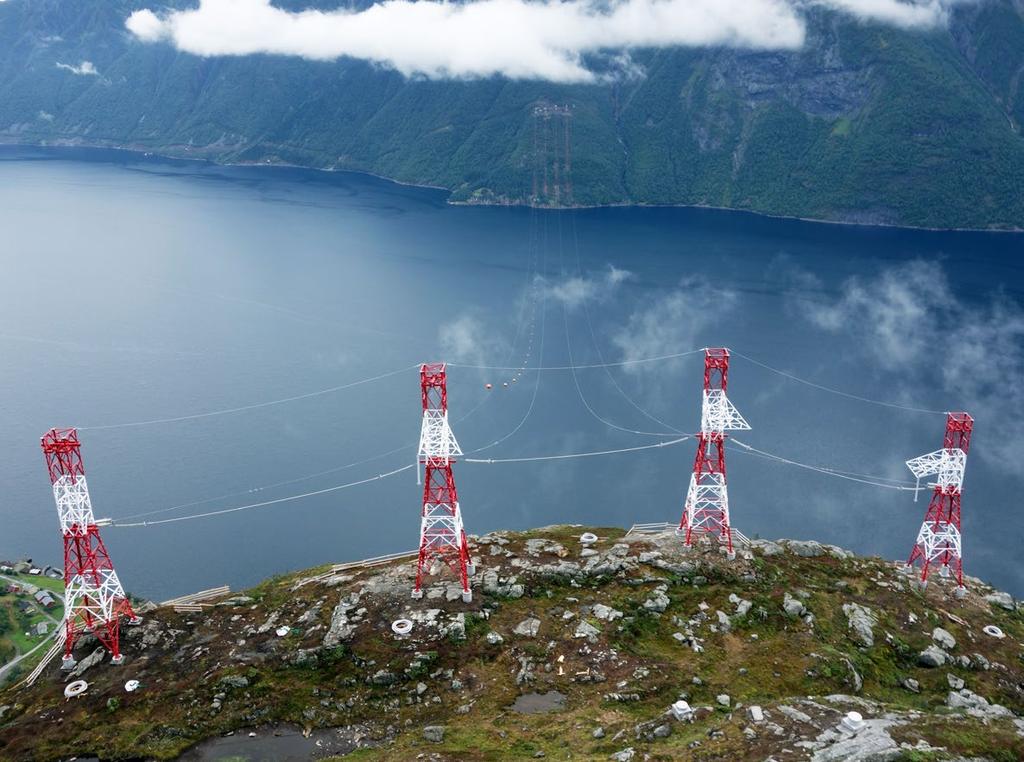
[69,647,106,678]
[946,689,1014,719]
[785,540,824,557]
[514,618,541,638]
[810,717,901,761]
[218,674,249,689]
[984,591,1015,610]
[422,725,445,743]
[918,645,947,668]
[783,592,807,618]
[643,585,670,613]
[323,595,359,647]
[592,603,623,621]
[931,627,956,650]
[842,603,878,648]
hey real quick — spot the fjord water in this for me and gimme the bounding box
[2,146,1022,600]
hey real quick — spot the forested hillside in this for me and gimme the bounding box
[1,0,1023,228]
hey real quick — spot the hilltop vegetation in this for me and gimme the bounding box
[0,1,1024,228]
[1,525,1023,760]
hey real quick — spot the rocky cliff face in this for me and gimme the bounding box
[1,524,1023,760]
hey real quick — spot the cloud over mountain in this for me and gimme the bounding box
[126,0,963,83]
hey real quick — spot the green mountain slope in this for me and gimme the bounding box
[1,0,1023,228]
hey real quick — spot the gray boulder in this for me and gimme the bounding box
[810,718,901,762]
[918,645,947,668]
[841,603,877,648]
[69,647,106,678]
[931,627,956,650]
[947,689,1014,719]
[218,674,249,689]
[643,586,670,613]
[786,540,825,557]
[423,725,445,743]
[783,592,807,618]
[514,618,541,638]
[984,591,1015,610]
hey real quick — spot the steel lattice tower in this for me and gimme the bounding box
[905,412,973,588]
[678,348,750,557]
[41,428,139,669]
[412,363,473,602]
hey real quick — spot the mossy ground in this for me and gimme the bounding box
[1,525,1023,761]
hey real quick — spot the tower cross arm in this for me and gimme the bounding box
[701,390,751,433]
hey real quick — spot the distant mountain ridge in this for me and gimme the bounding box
[1,0,1023,229]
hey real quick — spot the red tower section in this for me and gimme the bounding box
[413,364,472,601]
[906,412,973,587]
[42,428,138,668]
[678,348,750,556]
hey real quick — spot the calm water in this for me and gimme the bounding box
[1,146,1022,600]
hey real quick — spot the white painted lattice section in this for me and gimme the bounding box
[52,474,95,533]
[914,521,962,569]
[418,410,461,464]
[420,503,466,556]
[906,448,966,491]
[57,475,130,627]
[701,390,750,434]
[684,472,731,537]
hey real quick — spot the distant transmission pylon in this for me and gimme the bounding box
[678,348,750,558]
[905,412,972,589]
[412,363,473,602]
[41,428,139,669]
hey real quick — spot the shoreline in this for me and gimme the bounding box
[3,139,1021,235]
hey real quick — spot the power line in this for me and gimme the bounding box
[464,436,689,464]
[566,208,689,436]
[447,350,703,372]
[730,351,947,416]
[730,437,919,491]
[112,464,415,527]
[77,364,419,431]
[461,206,551,456]
[557,216,677,437]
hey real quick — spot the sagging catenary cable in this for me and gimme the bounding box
[465,436,689,464]
[112,464,416,527]
[78,363,419,431]
[730,351,947,416]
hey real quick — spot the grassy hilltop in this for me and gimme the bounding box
[1,525,1023,761]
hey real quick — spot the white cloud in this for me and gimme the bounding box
[612,276,738,372]
[55,60,99,76]
[792,260,1024,478]
[124,0,966,82]
[544,264,632,309]
[815,0,958,28]
[439,313,505,366]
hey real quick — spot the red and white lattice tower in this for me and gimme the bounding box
[41,428,139,669]
[678,348,750,557]
[412,363,473,602]
[905,412,973,589]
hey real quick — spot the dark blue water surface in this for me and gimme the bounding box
[1,146,1022,600]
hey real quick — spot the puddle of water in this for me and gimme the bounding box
[176,725,369,761]
[511,691,567,714]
